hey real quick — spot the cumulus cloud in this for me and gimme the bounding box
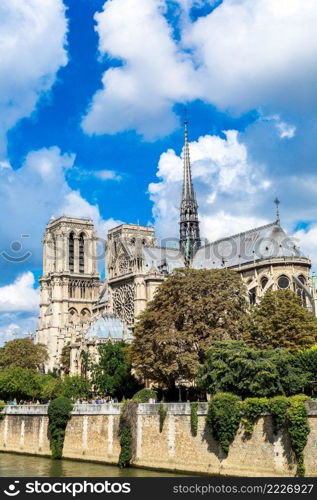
[82,0,199,138]
[0,315,38,346]
[0,147,121,283]
[187,0,317,114]
[149,130,270,242]
[83,0,317,138]
[149,125,317,270]
[0,147,122,343]
[0,272,39,313]
[289,224,317,274]
[0,0,68,156]
[94,170,123,181]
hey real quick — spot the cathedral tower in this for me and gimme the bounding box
[179,120,201,266]
[37,216,101,371]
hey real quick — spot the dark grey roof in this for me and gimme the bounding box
[142,246,185,273]
[192,222,308,270]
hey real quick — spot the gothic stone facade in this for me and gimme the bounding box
[36,124,314,374]
[36,216,100,371]
[37,216,313,374]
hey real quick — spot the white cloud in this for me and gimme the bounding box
[0,272,39,312]
[83,0,317,138]
[82,0,198,138]
[187,0,317,114]
[0,146,123,343]
[263,114,296,139]
[149,127,317,268]
[293,225,317,271]
[0,0,68,156]
[61,191,122,237]
[149,130,270,242]
[0,147,121,280]
[0,316,38,346]
[94,170,123,181]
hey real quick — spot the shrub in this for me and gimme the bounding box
[132,388,157,403]
[198,342,307,399]
[206,393,241,455]
[190,402,198,437]
[48,397,73,459]
[159,403,167,433]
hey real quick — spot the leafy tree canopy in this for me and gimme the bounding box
[59,376,90,400]
[243,289,317,352]
[198,341,307,398]
[91,341,140,399]
[131,268,248,388]
[295,345,317,395]
[0,338,48,370]
[37,374,63,401]
[0,368,42,401]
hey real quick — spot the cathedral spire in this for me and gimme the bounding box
[179,120,201,266]
[274,197,281,225]
[183,120,195,201]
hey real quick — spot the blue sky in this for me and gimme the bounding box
[1,0,317,342]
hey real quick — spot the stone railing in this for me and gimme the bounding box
[3,405,48,415]
[2,401,317,416]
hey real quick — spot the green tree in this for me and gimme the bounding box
[0,368,42,401]
[60,376,90,400]
[243,289,317,352]
[131,268,248,388]
[198,341,307,398]
[0,338,48,370]
[91,341,140,399]
[295,345,317,395]
[38,374,63,401]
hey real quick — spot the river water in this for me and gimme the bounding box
[0,453,188,477]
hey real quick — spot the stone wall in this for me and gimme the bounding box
[0,403,317,477]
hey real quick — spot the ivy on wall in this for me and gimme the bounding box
[206,393,241,455]
[159,403,167,433]
[118,401,138,468]
[205,393,310,476]
[47,397,73,459]
[118,402,132,468]
[241,398,269,438]
[286,396,310,477]
[190,402,198,437]
[0,401,5,421]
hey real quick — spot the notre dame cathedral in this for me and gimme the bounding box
[36,122,314,374]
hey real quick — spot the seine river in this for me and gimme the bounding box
[0,453,188,477]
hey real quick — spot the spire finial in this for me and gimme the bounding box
[274,197,281,225]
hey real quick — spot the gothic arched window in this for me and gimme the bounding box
[68,307,78,324]
[79,233,85,273]
[69,232,74,272]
